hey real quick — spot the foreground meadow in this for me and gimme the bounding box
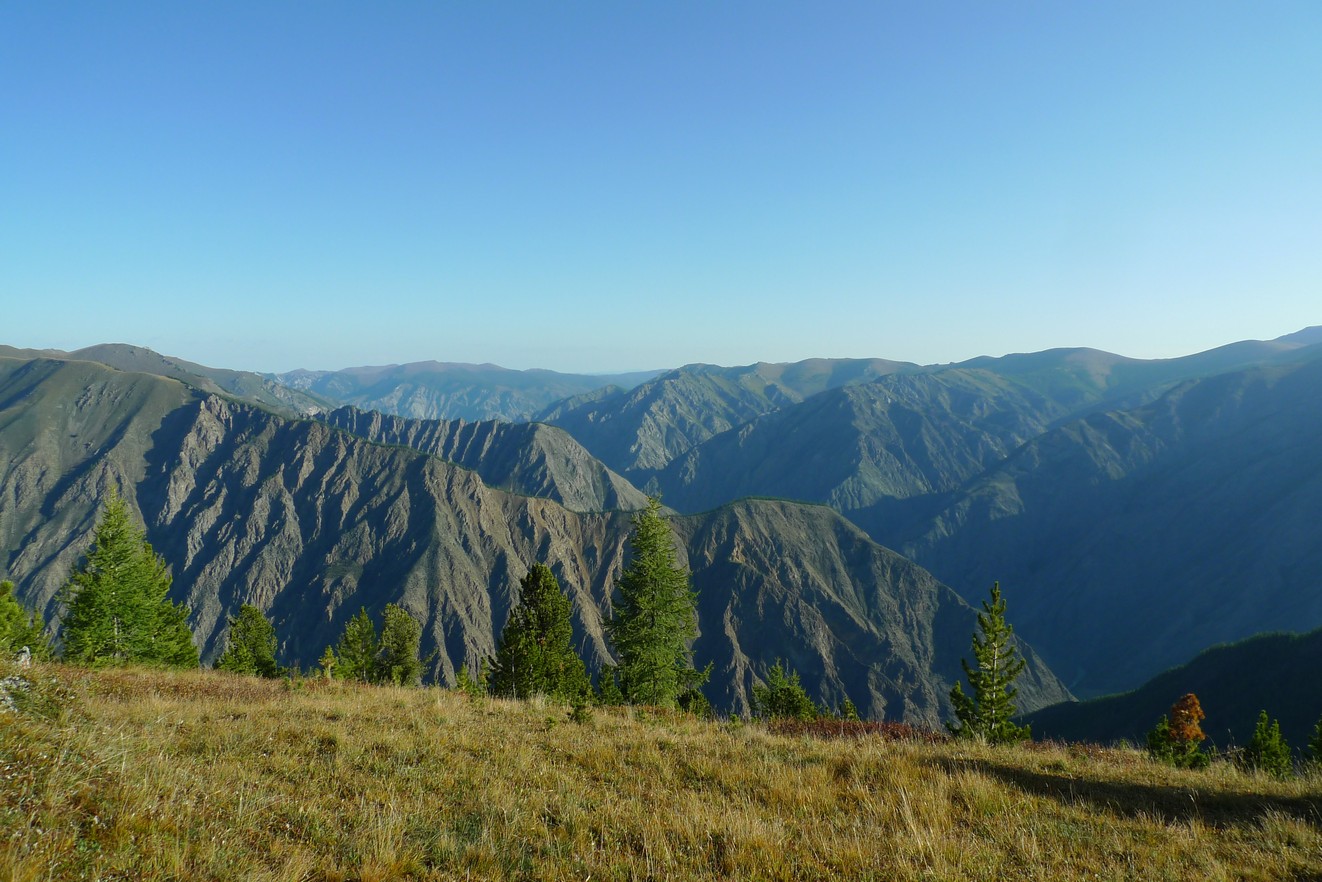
[2,664,1320,881]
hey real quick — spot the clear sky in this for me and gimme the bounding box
[3,2,1319,373]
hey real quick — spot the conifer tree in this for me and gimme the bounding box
[1309,714,1322,769]
[606,497,705,707]
[489,564,588,700]
[378,603,424,686]
[1241,710,1292,779]
[751,660,819,721]
[947,581,1030,743]
[0,580,51,660]
[215,604,284,678]
[333,607,380,683]
[595,666,625,706]
[60,492,198,668]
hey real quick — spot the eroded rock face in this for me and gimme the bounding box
[320,406,649,514]
[0,353,1070,725]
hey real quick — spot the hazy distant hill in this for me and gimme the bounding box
[885,347,1322,697]
[0,343,328,416]
[275,362,661,422]
[320,405,649,513]
[655,368,1067,516]
[0,353,1069,723]
[536,334,1322,492]
[1024,628,1322,754]
[539,358,915,475]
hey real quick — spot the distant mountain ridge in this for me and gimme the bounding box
[275,361,662,422]
[538,358,916,474]
[0,343,329,416]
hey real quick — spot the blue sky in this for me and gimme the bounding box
[3,2,1319,373]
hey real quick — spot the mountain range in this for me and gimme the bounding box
[0,352,1069,724]
[275,362,660,422]
[5,325,1320,734]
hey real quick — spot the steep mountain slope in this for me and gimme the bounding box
[275,362,659,422]
[884,350,1322,698]
[541,330,1322,497]
[320,405,649,513]
[0,354,1068,723]
[0,343,331,416]
[1024,628,1322,754]
[656,369,1067,518]
[539,358,915,475]
[674,499,1067,718]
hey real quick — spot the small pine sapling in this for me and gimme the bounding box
[751,660,819,721]
[947,582,1030,744]
[1241,710,1292,779]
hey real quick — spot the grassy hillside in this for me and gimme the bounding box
[3,664,1320,881]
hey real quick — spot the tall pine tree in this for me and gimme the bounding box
[60,492,198,668]
[489,564,589,700]
[606,497,705,707]
[948,581,1030,743]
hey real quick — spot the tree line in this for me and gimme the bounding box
[10,491,1321,770]
[4,494,714,708]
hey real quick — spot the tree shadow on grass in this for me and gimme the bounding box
[928,756,1322,829]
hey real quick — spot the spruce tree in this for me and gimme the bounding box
[215,604,284,678]
[605,497,705,707]
[333,607,380,683]
[1242,710,1292,779]
[378,603,424,686]
[1309,714,1322,769]
[60,492,198,668]
[489,564,588,700]
[947,581,1030,743]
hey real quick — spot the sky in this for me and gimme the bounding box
[2,2,1319,374]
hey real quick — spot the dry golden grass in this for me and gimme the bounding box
[2,662,1321,881]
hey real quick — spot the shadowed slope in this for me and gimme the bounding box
[1024,627,1322,753]
[540,358,914,475]
[887,352,1322,697]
